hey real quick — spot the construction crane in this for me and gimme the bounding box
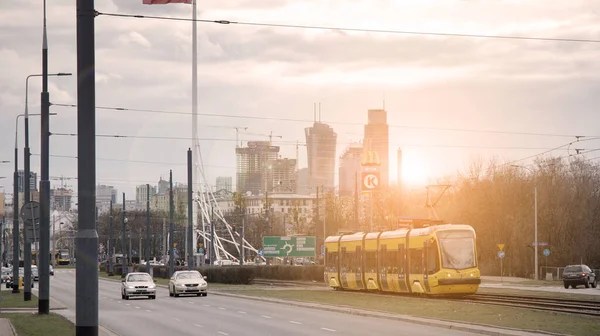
[207,125,248,148]
[237,131,282,146]
[50,176,75,189]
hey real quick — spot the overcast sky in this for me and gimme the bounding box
[1,0,600,200]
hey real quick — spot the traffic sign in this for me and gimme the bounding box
[321,245,325,257]
[543,248,550,257]
[262,236,316,257]
[361,171,380,191]
[497,251,505,259]
[257,249,263,257]
[497,244,504,251]
[20,201,40,226]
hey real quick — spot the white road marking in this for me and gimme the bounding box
[188,301,194,304]
[145,310,151,313]
[321,328,336,332]
[237,311,247,314]
[218,307,226,310]
[173,318,181,322]
[135,306,140,309]
[261,315,272,319]
[289,321,302,324]
[194,324,203,328]
[125,303,130,306]
[203,304,210,307]
[217,332,229,336]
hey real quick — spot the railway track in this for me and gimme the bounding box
[465,293,600,317]
[250,279,600,316]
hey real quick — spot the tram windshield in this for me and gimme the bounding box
[437,230,476,270]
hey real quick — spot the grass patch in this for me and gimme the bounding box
[478,287,600,302]
[0,313,74,336]
[220,289,600,336]
[483,279,562,287]
[0,291,38,308]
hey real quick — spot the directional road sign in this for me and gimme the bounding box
[497,251,505,259]
[543,248,550,257]
[20,201,40,243]
[262,236,316,257]
[361,171,380,191]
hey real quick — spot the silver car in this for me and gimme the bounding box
[121,272,156,300]
[168,270,208,297]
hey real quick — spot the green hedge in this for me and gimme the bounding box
[131,264,325,284]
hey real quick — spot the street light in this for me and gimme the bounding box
[511,164,538,281]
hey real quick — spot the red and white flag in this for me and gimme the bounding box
[142,0,192,4]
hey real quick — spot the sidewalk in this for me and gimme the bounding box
[0,319,16,336]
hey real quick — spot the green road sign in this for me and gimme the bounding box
[262,236,316,257]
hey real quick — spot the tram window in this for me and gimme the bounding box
[326,251,338,271]
[409,248,423,274]
[365,251,377,273]
[346,252,355,272]
[427,241,440,274]
[379,245,387,273]
[398,245,405,274]
[340,247,347,272]
[355,246,362,273]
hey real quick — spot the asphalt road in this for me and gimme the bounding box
[47,270,486,336]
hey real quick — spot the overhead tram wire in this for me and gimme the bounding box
[47,132,584,151]
[50,103,592,139]
[94,11,600,44]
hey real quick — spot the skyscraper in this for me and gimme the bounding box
[236,141,280,195]
[216,177,233,193]
[17,170,37,192]
[339,143,363,197]
[305,122,337,190]
[136,184,156,205]
[364,109,389,187]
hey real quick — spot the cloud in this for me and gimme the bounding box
[2,0,600,196]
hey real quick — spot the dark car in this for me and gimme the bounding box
[562,264,597,289]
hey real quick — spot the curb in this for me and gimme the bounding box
[98,277,564,336]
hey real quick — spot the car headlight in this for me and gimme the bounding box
[177,283,186,287]
[200,282,207,287]
[127,285,135,289]
[149,284,156,289]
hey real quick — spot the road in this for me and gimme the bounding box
[46,269,488,336]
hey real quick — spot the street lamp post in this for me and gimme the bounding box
[23,73,69,302]
[511,165,538,281]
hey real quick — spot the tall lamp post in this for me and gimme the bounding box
[511,165,538,280]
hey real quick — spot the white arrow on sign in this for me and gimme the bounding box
[363,173,379,189]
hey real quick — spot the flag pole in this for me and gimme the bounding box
[191,0,199,266]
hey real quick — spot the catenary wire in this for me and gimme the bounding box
[95,11,600,44]
[51,103,592,139]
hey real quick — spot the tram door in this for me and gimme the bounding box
[378,245,389,291]
[408,248,425,293]
[397,244,408,292]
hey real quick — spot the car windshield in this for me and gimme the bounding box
[437,230,477,270]
[127,274,152,282]
[176,272,201,280]
[564,266,582,273]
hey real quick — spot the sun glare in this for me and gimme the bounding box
[401,157,430,187]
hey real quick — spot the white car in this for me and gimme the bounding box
[121,272,156,300]
[168,270,208,297]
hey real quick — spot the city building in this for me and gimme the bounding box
[216,176,232,193]
[136,184,157,205]
[305,122,337,190]
[267,158,297,193]
[363,109,389,187]
[97,185,117,204]
[236,141,279,195]
[0,192,5,217]
[17,170,37,192]
[295,168,310,195]
[50,188,73,211]
[157,177,169,195]
[339,143,363,197]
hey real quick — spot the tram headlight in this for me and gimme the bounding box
[469,273,474,277]
[446,273,452,277]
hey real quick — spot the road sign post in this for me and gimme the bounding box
[497,250,505,282]
[262,236,316,258]
[543,248,550,278]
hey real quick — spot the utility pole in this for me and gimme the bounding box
[108,200,113,276]
[145,184,150,273]
[23,93,33,302]
[187,149,193,270]
[121,193,126,276]
[210,205,215,265]
[240,216,245,265]
[51,214,55,267]
[75,0,99,332]
[169,170,174,277]
[265,190,270,265]
[12,143,19,293]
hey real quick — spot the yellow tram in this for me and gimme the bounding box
[324,221,480,295]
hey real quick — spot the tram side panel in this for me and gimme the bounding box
[363,232,380,290]
[324,236,342,289]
